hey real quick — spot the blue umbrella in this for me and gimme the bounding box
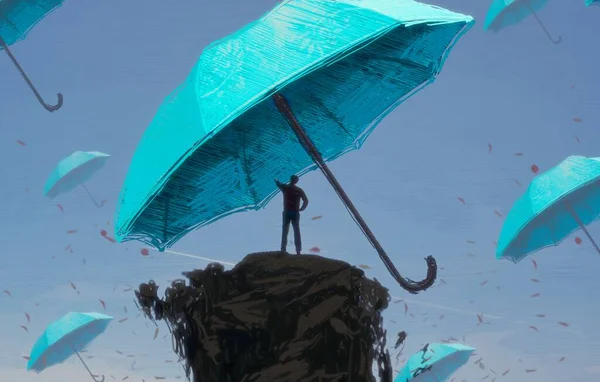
[115,0,474,294]
[44,151,110,207]
[27,312,112,382]
[484,0,561,44]
[394,342,475,381]
[586,0,600,5]
[497,155,600,262]
[0,0,64,111]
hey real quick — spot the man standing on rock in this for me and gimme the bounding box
[275,175,309,255]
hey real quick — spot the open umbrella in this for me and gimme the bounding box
[497,155,600,262]
[586,0,600,5]
[44,151,110,207]
[0,0,64,111]
[27,312,112,382]
[484,0,561,44]
[115,0,474,294]
[394,342,475,381]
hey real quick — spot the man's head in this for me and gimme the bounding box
[290,175,299,185]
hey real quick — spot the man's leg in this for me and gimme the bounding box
[281,212,291,253]
[291,213,301,255]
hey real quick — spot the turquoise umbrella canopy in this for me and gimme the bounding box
[116,0,474,293]
[44,151,110,207]
[0,0,64,111]
[483,0,561,44]
[27,312,113,382]
[497,155,600,262]
[586,0,600,5]
[394,343,475,381]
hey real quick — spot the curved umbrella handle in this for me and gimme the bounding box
[527,5,562,45]
[0,36,64,112]
[273,93,437,294]
[93,375,105,382]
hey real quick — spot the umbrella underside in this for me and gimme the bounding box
[500,183,600,260]
[0,0,63,46]
[120,21,467,249]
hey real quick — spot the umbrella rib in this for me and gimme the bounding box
[273,92,437,294]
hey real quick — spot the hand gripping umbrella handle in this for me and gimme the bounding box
[0,36,64,112]
[273,93,437,294]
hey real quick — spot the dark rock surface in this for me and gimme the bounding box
[135,251,393,382]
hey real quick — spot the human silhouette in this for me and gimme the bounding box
[275,175,309,255]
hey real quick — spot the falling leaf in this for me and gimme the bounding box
[477,314,484,324]
[575,236,582,245]
[531,293,540,298]
[466,240,475,244]
[439,279,447,284]
[502,369,510,376]
[573,118,582,123]
[531,278,540,283]
[99,299,106,310]
[532,259,538,271]
[3,290,12,297]
[559,356,566,362]
[557,322,570,327]
[20,325,28,332]
[155,378,165,380]
[56,204,64,212]
[118,318,129,323]
[24,313,30,323]
[535,314,545,318]
[153,327,159,340]
[140,248,150,256]
[16,140,26,146]
[22,356,30,360]
[67,229,78,234]
[514,179,522,186]
[358,264,371,270]
[404,302,408,314]
[122,377,129,381]
[529,326,539,332]
[488,143,492,153]
[101,230,107,236]
[574,136,580,144]
[494,210,502,217]
[514,152,523,156]
[311,215,322,220]
[530,164,539,174]
[100,231,116,243]
[69,282,77,290]
[492,240,498,247]
[309,246,320,253]
[457,197,466,205]
[480,280,488,286]
[525,369,536,373]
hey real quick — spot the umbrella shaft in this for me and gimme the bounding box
[272,93,436,293]
[566,203,600,255]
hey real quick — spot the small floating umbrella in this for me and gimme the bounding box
[497,155,600,262]
[115,0,474,294]
[0,0,64,111]
[44,151,110,207]
[484,0,561,44]
[27,312,112,382]
[394,342,475,381]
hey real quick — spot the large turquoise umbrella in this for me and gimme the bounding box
[394,343,475,381]
[27,312,112,382]
[484,0,561,44]
[497,155,600,262]
[0,0,64,111]
[44,151,110,207]
[115,0,474,294]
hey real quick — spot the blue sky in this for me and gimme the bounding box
[1,0,599,381]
